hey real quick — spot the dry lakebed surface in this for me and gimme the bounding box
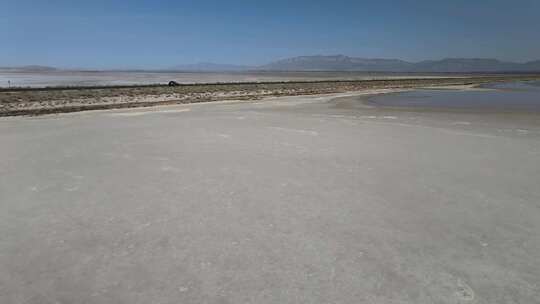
[1,75,540,303]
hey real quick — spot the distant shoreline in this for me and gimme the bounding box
[2,76,540,117]
[3,55,540,74]
[1,70,472,90]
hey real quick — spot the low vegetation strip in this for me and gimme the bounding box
[1,76,539,117]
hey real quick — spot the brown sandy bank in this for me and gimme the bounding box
[1,76,539,117]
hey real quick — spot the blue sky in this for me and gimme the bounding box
[2,0,540,69]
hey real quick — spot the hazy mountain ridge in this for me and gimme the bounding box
[169,62,251,72]
[259,55,414,72]
[260,55,540,72]
[4,57,540,73]
[0,65,57,72]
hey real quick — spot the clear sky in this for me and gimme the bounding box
[2,0,540,69]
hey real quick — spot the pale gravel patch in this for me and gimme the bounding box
[108,108,191,117]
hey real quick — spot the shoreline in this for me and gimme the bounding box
[1,76,539,117]
[334,84,540,116]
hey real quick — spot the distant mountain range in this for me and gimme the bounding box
[258,55,540,72]
[170,56,540,72]
[169,62,251,72]
[0,65,58,72]
[4,56,540,73]
[259,55,413,72]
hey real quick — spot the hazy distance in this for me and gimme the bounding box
[3,0,540,69]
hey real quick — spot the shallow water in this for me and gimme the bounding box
[480,80,540,90]
[368,81,540,112]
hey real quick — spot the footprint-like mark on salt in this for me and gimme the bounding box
[456,279,475,301]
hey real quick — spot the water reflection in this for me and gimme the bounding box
[368,81,540,112]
